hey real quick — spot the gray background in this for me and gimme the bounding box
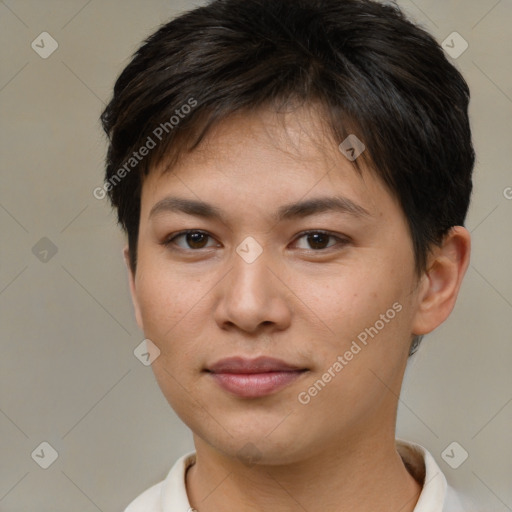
[1,0,511,510]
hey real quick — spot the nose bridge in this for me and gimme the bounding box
[230,236,273,306]
[214,235,291,332]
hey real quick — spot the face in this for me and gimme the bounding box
[127,107,425,464]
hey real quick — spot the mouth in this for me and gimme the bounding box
[204,356,309,398]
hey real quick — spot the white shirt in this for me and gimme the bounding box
[124,439,479,511]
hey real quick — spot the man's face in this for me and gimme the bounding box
[128,107,424,464]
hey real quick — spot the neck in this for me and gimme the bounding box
[186,429,422,512]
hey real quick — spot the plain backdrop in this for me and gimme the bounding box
[1,0,511,510]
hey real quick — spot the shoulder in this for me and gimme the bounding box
[396,439,480,512]
[123,451,197,512]
[124,480,164,512]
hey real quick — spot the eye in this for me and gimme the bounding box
[293,230,349,251]
[162,230,219,250]
[161,229,350,252]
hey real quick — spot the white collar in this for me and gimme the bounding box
[124,439,477,511]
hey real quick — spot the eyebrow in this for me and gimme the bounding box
[149,195,371,223]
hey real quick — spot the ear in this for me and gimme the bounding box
[411,226,471,336]
[123,246,144,330]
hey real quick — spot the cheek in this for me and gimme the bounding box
[300,273,413,408]
[134,257,237,388]
[134,259,204,349]
[303,265,407,338]
[134,265,207,409]
[304,266,416,392]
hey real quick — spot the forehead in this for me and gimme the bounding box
[139,107,398,223]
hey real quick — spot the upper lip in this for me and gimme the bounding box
[206,356,306,374]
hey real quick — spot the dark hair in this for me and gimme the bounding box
[100,0,474,355]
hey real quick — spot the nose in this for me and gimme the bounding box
[213,243,293,334]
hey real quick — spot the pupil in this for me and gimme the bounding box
[309,233,328,249]
[188,232,206,248]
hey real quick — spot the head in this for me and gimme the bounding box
[100,0,473,463]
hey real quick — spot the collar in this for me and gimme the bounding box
[125,439,473,511]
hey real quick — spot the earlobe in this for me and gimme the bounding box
[411,226,471,336]
[123,246,144,330]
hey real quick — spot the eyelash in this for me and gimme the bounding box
[161,229,350,252]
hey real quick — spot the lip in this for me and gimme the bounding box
[205,356,308,398]
[207,356,304,373]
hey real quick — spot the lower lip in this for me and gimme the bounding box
[209,371,306,398]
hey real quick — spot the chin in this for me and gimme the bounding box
[192,415,315,466]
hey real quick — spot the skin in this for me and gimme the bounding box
[124,106,471,512]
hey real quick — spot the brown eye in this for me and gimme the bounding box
[163,230,218,250]
[306,232,331,250]
[184,232,209,249]
[294,231,349,251]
